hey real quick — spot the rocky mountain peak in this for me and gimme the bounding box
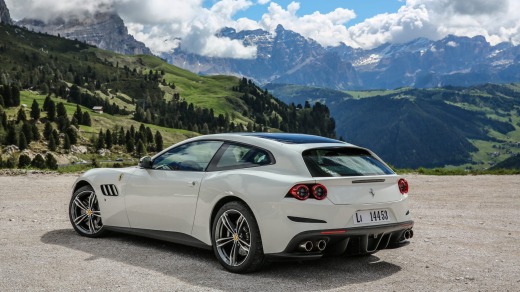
[0,0,12,25]
[17,12,152,56]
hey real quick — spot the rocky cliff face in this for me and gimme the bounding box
[0,0,12,25]
[17,12,151,56]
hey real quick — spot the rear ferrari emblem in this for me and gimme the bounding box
[118,173,124,181]
[369,188,375,197]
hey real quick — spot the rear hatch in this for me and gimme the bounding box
[316,176,401,205]
[302,146,401,205]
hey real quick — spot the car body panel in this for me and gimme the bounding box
[123,168,205,234]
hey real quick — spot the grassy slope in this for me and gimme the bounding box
[94,51,252,124]
[7,91,197,147]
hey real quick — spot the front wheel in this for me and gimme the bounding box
[69,185,106,237]
[212,201,265,273]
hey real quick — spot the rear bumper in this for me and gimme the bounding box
[266,220,414,261]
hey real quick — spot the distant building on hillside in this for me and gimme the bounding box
[92,106,103,114]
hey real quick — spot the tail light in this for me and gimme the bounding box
[398,178,409,195]
[288,184,327,200]
[311,184,327,200]
[290,185,310,200]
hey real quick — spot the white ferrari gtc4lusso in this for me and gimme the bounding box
[69,133,414,273]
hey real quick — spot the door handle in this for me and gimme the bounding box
[189,181,196,186]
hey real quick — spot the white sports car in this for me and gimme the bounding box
[69,133,414,273]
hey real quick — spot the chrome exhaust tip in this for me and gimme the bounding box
[409,229,414,239]
[403,230,411,240]
[316,239,327,251]
[299,241,314,252]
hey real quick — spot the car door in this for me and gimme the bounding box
[124,140,223,235]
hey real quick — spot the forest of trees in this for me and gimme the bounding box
[0,25,337,170]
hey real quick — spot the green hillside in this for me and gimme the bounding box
[0,24,336,170]
[266,83,520,169]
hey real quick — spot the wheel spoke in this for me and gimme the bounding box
[87,217,94,233]
[229,242,238,266]
[238,239,250,252]
[236,215,245,232]
[88,192,96,209]
[221,213,236,234]
[74,214,88,224]
[73,197,88,211]
[216,237,234,247]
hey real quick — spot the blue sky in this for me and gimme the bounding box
[227,0,404,26]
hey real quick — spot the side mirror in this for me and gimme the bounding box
[139,156,152,169]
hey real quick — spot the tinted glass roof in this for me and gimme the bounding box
[244,133,344,144]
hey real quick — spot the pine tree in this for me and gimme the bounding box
[31,154,46,169]
[126,131,134,153]
[47,100,56,121]
[1,111,7,130]
[73,105,82,122]
[18,154,31,168]
[45,153,58,170]
[31,123,40,141]
[136,140,145,158]
[97,129,105,150]
[48,135,57,151]
[71,116,79,129]
[154,131,163,152]
[21,122,32,142]
[118,126,125,145]
[65,127,77,145]
[43,121,53,140]
[30,99,40,120]
[56,102,67,118]
[16,107,27,123]
[43,94,51,111]
[52,129,60,147]
[18,132,28,150]
[11,85,20,107]
[63,134,71,151]
[5,123,17,145]
[105,129,113,149]
[82,112,91,126]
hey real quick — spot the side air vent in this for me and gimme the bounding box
[100,184,119,196]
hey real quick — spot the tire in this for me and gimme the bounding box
[69,185,106,238]
[212,201,265,273]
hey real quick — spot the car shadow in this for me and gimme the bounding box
[41,229,401,291]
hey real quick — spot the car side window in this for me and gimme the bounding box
[152,141,223,171]
[215,143,272,170]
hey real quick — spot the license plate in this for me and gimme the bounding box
[353,209,390,225]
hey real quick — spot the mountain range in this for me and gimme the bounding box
[5,3,520,91]
[167,25,520,90]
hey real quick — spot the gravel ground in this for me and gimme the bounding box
[0,173,519,291]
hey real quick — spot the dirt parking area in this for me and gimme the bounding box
[0,173,519,291]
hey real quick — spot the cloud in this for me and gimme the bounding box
[344,0,520,48]
[257,1,356,47]
[6,0,258,58]
[257,0,270,5]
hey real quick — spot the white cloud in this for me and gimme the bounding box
[257,0,270,5]
[344,0,520,48]
[258,2,356,47]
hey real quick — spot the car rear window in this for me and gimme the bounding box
[302,147,394,177]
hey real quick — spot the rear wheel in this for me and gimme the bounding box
[69,185,106,237]
[212,201,265,273]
